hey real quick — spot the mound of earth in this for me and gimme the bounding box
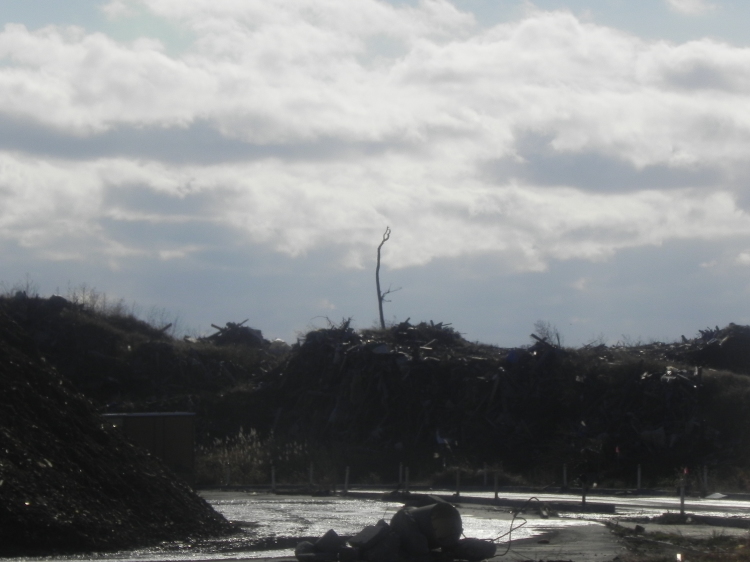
[0,306,234,556]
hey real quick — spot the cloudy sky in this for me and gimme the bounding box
[2,0,750,346]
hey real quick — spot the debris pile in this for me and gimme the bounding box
[606,324,750,375]
[250,319,734,480]
[296,497,496,562]
[200,320,267,348]
[0,304,234,555]
[0,293,280,411]
[259,319,515,463]
[685,324,750,374]
[6,292,750,485]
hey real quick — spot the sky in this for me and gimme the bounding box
[2,0,750,347]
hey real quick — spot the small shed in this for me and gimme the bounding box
[103,412,195,485]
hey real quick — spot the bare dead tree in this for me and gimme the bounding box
[376,226,399,330]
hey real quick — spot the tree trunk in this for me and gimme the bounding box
[376,226,391,330]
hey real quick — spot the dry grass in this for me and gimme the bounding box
[611,522,750,561]
[196,429,312,486]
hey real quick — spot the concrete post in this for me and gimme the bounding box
[680,475,686,516]
[703,465,708,495]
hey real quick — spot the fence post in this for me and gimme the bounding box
[637,464,642,491]
[455,469,460,497]
[494,471,499,500]
[271,465,276,493]
[405,467,410,493]
[680,470,686,516]
[483,463,488,487]
[309,463,314,488]
[399,462,403,487]
[344,466,350,494]
[563,464,567,489]
[703,465,708,496]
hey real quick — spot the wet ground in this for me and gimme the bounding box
[5,489,750,562]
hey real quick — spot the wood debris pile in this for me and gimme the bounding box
[252,319,747,481]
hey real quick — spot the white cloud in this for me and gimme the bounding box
[101,0,137,19]
[318,298,337,310]
[2,150,749,273]
[0,3,749,274]
[572,278,589,291]
[665,0,716,16]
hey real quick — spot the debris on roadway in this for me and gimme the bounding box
[296,496,497,562]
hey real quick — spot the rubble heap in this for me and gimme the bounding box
[296,496,496,562]
[0,305,234,555]
[248,319,742,481]
[6,292,750,485]
[0,293,280,411]
[602,324,750,375]
[685,324,750,374]
[200,320,267,348]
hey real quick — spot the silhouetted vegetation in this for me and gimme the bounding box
[3,288,750,492]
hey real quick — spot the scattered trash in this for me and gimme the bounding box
[298,501,495,562]
[201,320,267,348]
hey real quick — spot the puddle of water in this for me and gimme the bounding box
[4,495,601,561]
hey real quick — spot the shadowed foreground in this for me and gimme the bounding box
[0,305,234,556]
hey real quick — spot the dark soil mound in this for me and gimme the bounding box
[0,294,276,404]
[0,306,234,555]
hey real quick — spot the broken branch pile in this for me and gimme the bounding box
[249,319,747,483]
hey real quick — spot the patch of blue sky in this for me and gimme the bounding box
[386,0,750,46]
[1,0,194,55]
[4,1,749,51]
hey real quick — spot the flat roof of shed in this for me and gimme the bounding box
[102,412,195,417]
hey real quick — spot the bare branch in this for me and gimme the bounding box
[380,284,402,303]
